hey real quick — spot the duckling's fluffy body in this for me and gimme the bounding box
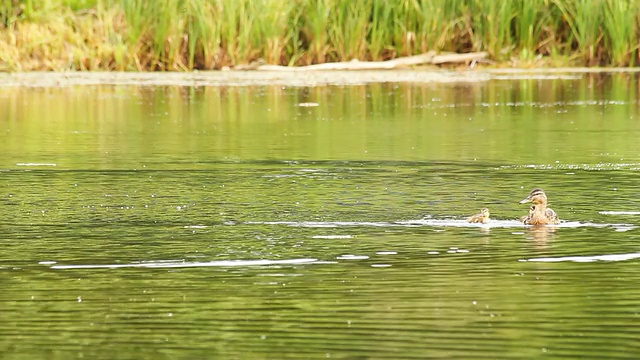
[467,207,491,224]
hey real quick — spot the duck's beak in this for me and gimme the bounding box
[519,196,531,204]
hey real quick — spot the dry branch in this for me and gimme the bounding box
[234,51,489,71]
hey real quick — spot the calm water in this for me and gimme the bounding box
[1,73,640,359]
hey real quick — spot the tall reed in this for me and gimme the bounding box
[1,0,639,71]
[602,0,638,66]
[467,0,515,59]
[552,0,604,65]
[513,0,549,62]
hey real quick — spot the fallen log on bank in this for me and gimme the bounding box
[232,51,489,71]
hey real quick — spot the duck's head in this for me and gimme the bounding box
[480,207,490,217]
[519,188,548,205]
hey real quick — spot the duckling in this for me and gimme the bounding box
[519,188,560,225]
[520,204,558,225]
[520,205,535,223]
[545,208,560,224]
[467,207,490,224]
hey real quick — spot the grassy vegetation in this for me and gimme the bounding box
[1,0,639,71]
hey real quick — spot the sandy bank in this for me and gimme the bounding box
[0,68,637,87]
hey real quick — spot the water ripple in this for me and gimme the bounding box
[247,219,635,231]
[497,163,640,171]
[599,211,640,215]
[524,252,640,263]
[50,258,318,269]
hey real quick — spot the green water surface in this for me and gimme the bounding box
[1,73,640,359]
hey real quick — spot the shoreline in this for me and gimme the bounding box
[1,68,639,88]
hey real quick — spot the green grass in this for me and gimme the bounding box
[1,0,640,71]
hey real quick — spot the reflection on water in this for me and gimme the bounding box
[1,73,640,358]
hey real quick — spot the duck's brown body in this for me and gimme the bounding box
[519,188,560,225]
[467,208,490,224]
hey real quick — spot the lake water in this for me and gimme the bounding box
[1,72,640,358]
